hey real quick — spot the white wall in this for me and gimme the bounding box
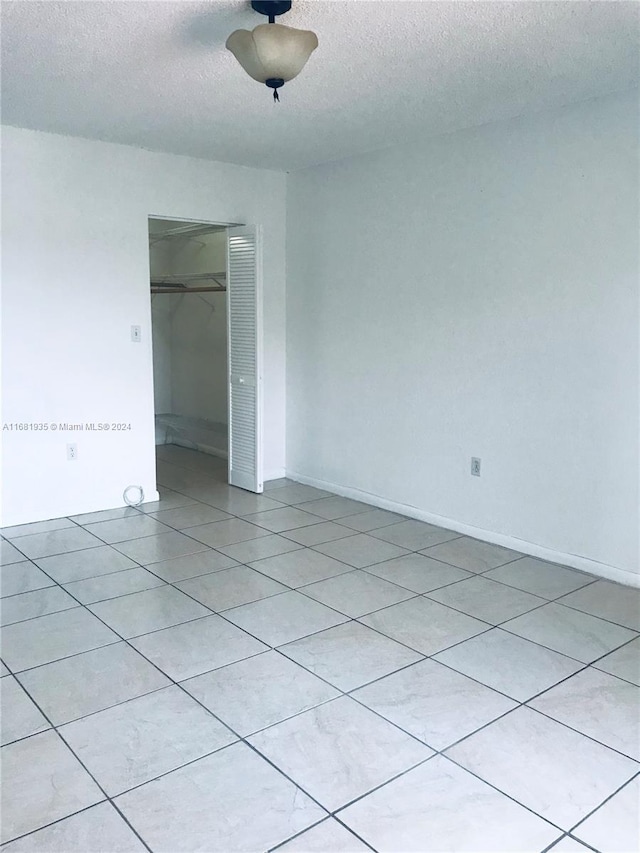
[1,127,286,526]
[287,92,640,581]
[170,292,228,425]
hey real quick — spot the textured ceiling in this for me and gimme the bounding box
[2,1,638,171]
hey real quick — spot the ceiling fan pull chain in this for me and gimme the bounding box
[273,88,280,102]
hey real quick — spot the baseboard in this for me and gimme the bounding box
[286,470,639,588]
[265,468,286,482]
[169,437,227,461]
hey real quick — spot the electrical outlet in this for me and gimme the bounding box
[131,325,142,343]
[67,443,78,461]
[471,457,481,476]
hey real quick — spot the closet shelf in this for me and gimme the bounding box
[149,223,232,244]
[151,272,226,294]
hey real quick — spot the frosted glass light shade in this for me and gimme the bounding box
[226,23,318,84]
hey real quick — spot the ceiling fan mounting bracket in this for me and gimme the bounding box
[251,1,292,24]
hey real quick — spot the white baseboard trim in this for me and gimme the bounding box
[286,470,639,588]
[265,468,286,482]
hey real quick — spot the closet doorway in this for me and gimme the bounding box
[148,217,264,492]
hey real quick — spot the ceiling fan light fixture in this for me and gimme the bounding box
[226,1,318,102]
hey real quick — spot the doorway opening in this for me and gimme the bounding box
[149,217,230,465]
[148,218,265,493]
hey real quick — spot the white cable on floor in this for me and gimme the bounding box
[123,485,145,507]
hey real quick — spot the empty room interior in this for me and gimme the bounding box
[0,2,639,852]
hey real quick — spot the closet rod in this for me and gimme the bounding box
[151,286,226,294]
[152,272,226,280]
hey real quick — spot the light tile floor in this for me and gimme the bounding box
[1,445,638,852]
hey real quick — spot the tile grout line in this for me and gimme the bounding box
[122,501,607,620]
[565,769,640,840]
[2,452,637,851]
[8,455,606,613]
[8,600,638,766]
[5,527,639,711]
[162,476,602,609]
[0,801,151,851]
[4,548,637,718]
[4,578,340,849]
[268,814,377,853]
[1,560,554,849]
[1,701,154,853]
[6,544,371,742]
[0,554,611,648]
[10,502,611,628]
[7,585,638,844]
[10,454,625,592]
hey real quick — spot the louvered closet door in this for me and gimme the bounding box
[227,225,263,492]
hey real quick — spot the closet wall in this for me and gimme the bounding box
[150,225,228,450]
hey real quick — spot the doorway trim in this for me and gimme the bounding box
[147,214,265,493]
